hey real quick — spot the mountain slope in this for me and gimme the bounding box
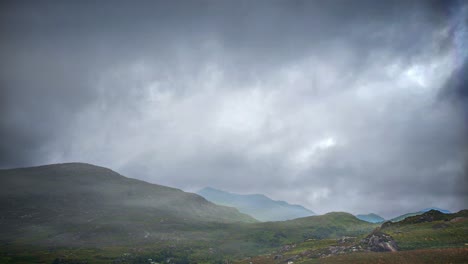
[197,187,315,221]
[0,163,256,246]
[356,213,385,223]
[239,212,377,247]
[389,208,451,222]
[380,210,468,251]
[0,164,379,263]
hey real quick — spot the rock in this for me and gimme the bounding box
[280,244,295,251]
[361,231,398,252]
[337,236,356,243]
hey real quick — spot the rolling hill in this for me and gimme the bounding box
[239,210,468,264]
[197,187,315,221]
[0,163,378,263]
[0,163,256,247]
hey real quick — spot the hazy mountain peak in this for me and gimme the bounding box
[355,213,386,223]
[197,187,315,221]
[421,207,451,214]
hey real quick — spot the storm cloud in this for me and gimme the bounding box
[1,0,467,218]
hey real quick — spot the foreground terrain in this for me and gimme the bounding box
[0,163,466,263]
[236,210,468,264]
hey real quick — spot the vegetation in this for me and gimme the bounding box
[380,209,468,250]
[301,248,468,264]
[0,163,466,263]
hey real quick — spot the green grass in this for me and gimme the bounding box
[234,211,468,264]
[381,220,468,250]
[0,213,376,264]
[1,164,466,264]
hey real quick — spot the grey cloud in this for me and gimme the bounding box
[0,0,466,218]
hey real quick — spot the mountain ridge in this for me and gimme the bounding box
[197,186,315,221]
[355,213,385,223]
[389,207,452,222]
[0,163,258,246]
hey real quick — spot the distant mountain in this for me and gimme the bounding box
[389,208,451,222]
[389,212,422,223]
[384,209,467,228]
[0,163,256,246]
[355,213,385,223]
[421,207,451,214]
[197,187,315,221]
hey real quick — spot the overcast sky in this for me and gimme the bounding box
[1,0,467,218]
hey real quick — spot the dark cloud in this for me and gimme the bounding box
[0,0,466,218]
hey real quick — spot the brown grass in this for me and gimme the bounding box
[235,248,468,264]
[303,248,468,264]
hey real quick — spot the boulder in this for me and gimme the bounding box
[361,231,398,252]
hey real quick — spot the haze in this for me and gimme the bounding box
[1,0,467,218]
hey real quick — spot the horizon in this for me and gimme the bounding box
[0,161,460,220]
[1,0,467,220]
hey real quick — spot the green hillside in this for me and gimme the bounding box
[2,163,465,264]
[0,163,256,246]
[237,210,468,264]
[0,163,377,264]
[380,210,468,250]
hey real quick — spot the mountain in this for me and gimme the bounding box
[0,163,379,263]
[389,208,451,222]
[197,187,315,221]
[421,207,451,214]
[355,213,385,223]
[0,163,256,246]
[389,212,422,222]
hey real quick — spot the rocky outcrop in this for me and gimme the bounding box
[413,210,444,223]
[360,231,398,252]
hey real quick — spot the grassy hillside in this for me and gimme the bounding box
[0,163,257,246]
[1,163,464,264]
[2,164,463,264]
[380,210,468,250]
[197,187,315,221]
[234,210,468,264]
[0,163,377,263]
[0,212,376,264]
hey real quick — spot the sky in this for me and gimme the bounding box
[0,0,467,218]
